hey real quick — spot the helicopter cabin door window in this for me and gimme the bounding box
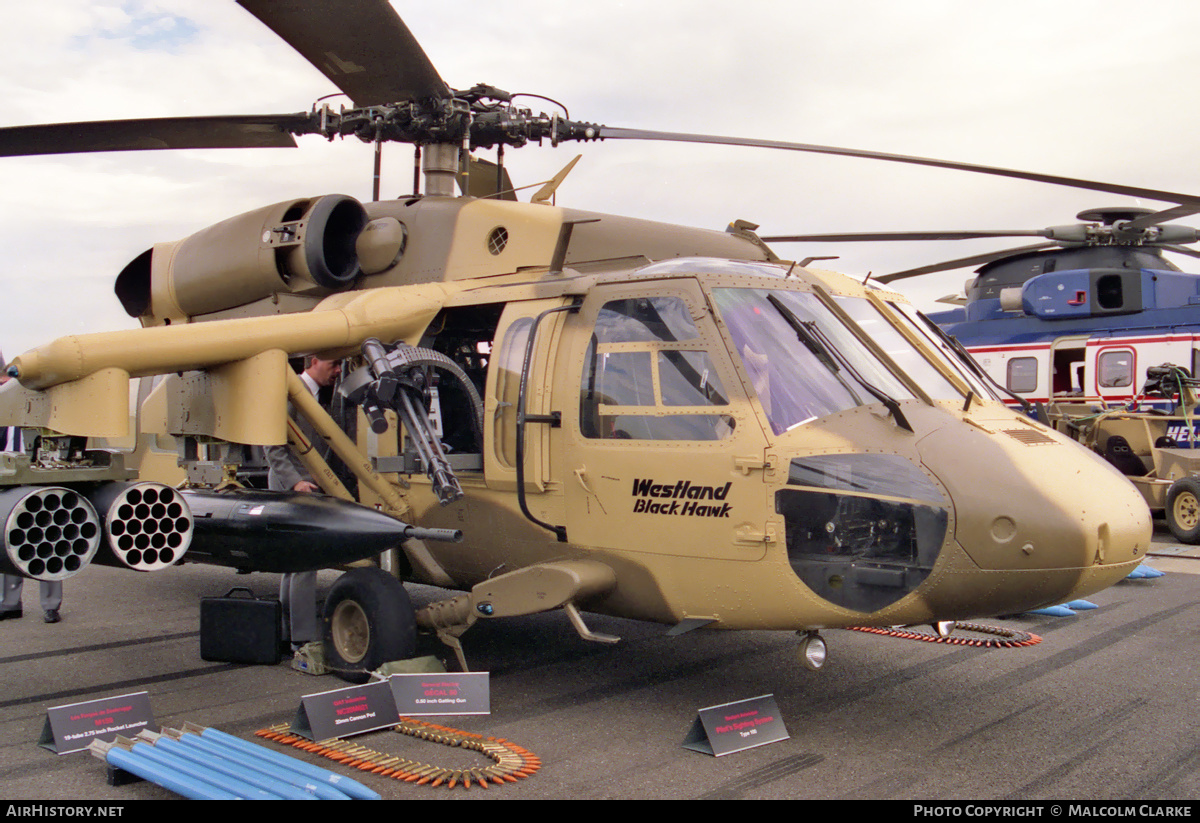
[579,296,735,441]
[562,284,764,563]
[484,298,569,493]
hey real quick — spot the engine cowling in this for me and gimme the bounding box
[115,194,368,324]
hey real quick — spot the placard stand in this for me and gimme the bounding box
[682,694,788,756]
[40,691,156,755]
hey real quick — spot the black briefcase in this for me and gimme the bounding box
[200,587,283,665]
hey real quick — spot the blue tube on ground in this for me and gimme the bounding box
[127,741,279,800]
[190,725,381,801]
[168,732,352,800]
[1029,605,1076,617]
[141,735,315,800]
[104,747,240,800]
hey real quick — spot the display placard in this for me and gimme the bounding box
[40,691,155,754]
[682,694,788,757]
[389,672,490,715]
[292,680,398,740]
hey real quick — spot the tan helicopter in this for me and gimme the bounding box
[0,0,1157,680]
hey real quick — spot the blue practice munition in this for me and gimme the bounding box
[181,722,382,800]
[162,728,352,800]
[119,736,279,800]
[1028,605,1076,617]
[88,738,239,801]
[136,730,316,800]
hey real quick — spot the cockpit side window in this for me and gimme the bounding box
[832,296,963,401]
[580,296,734,441]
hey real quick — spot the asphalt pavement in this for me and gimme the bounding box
[0,524,1196,801]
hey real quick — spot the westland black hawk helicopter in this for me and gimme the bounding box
[0,0,1154,679]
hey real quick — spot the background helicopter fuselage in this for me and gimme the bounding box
[924,241,1200,541]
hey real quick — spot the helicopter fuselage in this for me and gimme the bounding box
[389,247,1150,632]
[0,196,1150,654]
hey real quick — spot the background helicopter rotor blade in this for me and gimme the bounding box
[875,242,1060,283]
[763,230,1050,243]
[1126,204,1200,229]
[0,115,308,157]
[600,127,1200,209]
[1161,244,1200,260]
[237,0,451,106]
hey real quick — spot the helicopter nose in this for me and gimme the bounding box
[916,420,1150,611]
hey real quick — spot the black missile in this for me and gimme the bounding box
[180,489,460,573]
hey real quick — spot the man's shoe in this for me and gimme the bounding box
[0,608,22,621]
[43,609,60,624]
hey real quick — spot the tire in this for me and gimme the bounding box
[1165,477,1200,544]
[323,567,416,683]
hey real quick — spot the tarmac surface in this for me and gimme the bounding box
[1,523,1197,801]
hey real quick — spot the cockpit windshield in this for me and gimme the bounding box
[711,287,966,434]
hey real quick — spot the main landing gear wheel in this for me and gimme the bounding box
[1165,477,1200,544]
[323,567,416,683]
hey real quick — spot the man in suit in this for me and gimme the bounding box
[266,355,342,648]
[0,350,62,623]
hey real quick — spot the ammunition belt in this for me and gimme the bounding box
[848,621,1042,647]
[256,717,540,790]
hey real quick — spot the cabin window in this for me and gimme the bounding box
[1006,357,1038,393]
[580,297,733,441]
[1098,350,1134,388]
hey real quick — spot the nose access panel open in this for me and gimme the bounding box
[776,454,949,613]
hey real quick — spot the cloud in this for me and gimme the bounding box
[3,0,1200,355]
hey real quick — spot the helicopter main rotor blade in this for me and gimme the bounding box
[1126,204,1200,230]
[601,127,1200,209]
[1161,244,1200,260]
[238,0,450,106]
[763,230,1050,243]
[0,115,308,157]
[875,242,1060,283]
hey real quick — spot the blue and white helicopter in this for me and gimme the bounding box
[767,184,1200,544]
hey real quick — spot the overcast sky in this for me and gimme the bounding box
[4,0,1200,359]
